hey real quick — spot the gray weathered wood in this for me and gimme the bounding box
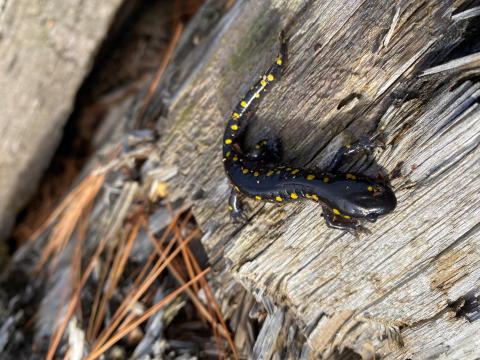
[147,0,480,358]
[0,0,127,242]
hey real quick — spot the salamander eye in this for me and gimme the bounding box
[365,214,377,222]
[372,185,386,197]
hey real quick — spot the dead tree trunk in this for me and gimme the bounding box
[0,0,132,241]
[139,0,480,358]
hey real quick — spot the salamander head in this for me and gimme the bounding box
[344,182,397,221]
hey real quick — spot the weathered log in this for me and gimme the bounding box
[142,0,480,358]
[0,0,135,242]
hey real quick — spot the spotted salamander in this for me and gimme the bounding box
[222,33,396,234]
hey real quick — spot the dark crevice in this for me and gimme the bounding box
[421,9,480,71]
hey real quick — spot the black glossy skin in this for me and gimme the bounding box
[222,34,397,234]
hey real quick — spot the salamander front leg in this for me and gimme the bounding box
[329,138,379,172]
[246,138,283,164]
[321,206,371,236]
[229,189,248,223]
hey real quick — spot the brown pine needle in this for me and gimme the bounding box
[91,227,200,350]
[90,224,180,347]
[46,205,92,360]
[39,166,232,359]
[87,231,117,340]
[36,174,105,270]
[86,268,211,360]
[185,249,238,359]
[163,204,237,358]
[90,230,177,348]
[174,211,200,293]
[45,218,113,360]
[135,22,184,127]
[115,228,201,335]
[175,219,236,358]
[31,173,103,242]
[148,232,238,359]
[184,244,232,358]
[89,216,143,339]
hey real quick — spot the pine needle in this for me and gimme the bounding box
[86,268,211,360]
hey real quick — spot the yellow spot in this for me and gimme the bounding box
[346,173,356,180]
[312,194,319,201]
[253,171,260,177]
[323,177,330,183]
[333,208,341,215]
[306,174,315,180]
[306,194,312,199]
[291,169,300,175]
[230,124,239,131]
[276,58,282,65]
[255,195,262,201]
[343,215,351,219]
[234,186,240,192]
[255,92,260,98]
[242,168,249,174]
[368,186,374,192]
[260,79,267,87]
[266,170,274,176]
[267,74,275,81]
[275,196,283,202]
[233,112,240,119]
[226,151,231,158]
[346,144,351,149]
[225,139,232,145]
[290,193,298,199]
[240,100,247,107]
[228,205,233,211]
[233,156,239,161]
[286,167,292,171]
[255,144,261,149]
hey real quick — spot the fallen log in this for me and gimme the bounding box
[144,0,480,357]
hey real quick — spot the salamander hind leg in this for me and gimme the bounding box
[228,188,248,223]
[321,206,371,237]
